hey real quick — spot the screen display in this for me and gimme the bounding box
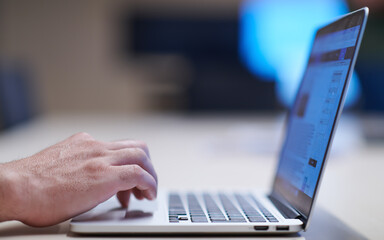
[272,9,366,218]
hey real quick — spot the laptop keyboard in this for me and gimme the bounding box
[188,194,208,222]
[168,193,279,223]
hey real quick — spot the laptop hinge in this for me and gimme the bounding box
[268,195,301,219]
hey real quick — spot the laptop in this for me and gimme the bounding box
[70,7,368,235]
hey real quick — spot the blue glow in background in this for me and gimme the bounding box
[239,0,361,108]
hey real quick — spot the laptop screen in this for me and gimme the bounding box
[272,8,367,220]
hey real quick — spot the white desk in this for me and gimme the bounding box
[0,113,383,239]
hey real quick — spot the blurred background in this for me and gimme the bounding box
[0,0,383,131]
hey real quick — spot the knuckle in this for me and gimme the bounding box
[91,147,106,158]
[84,160,108,174]
[136,140,149,152]
[74,132,92,139]
[131,164,145,179]
[129,148,147,162]
[78,139,106,159]
[87,141,106,157]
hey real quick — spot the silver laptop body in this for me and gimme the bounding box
[70,7,368,235]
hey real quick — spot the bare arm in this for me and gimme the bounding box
[0,132,157,227]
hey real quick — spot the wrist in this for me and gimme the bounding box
[0,162,23,222]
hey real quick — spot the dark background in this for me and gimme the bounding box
[0,0,383,130]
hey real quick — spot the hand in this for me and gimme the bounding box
[0,132,157,227]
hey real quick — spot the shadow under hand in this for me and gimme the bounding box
[0,220,69,237]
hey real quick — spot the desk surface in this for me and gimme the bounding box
[0,113,383,239]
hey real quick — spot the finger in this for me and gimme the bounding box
[106,140,150,157]
[109,148,158,183]
[117,190,131,208]
[132,188,144,200]
[70,132,94,140]
[111,165,157,200]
